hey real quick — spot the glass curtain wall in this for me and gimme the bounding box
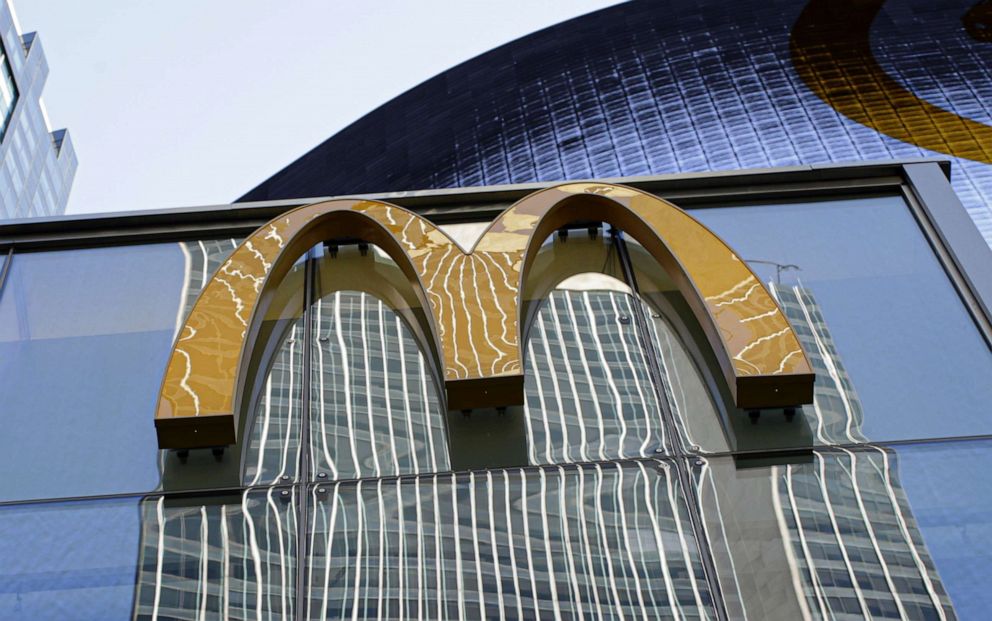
[2,194,991,619]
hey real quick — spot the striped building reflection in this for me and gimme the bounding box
[525,287,671,464]
[696,283,955,619]
[307,462,714,619]
[134,489,297,621]
[769,283,867,446]
[135,246,957,619]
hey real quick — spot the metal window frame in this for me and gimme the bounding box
[1,158,989,345]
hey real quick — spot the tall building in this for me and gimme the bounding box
[0,0,75,219]
[696,282,954,619]
[239,1,992,247]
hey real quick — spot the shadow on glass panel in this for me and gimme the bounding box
[306,461,715,619]
[310,243,451,479]
[691,446,956,620]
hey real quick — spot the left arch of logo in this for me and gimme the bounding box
[155,183,814,449]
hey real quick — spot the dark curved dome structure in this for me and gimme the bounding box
[240,0,992,242]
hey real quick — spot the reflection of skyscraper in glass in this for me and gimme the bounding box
[307,290,448,479]
[695,281,955,619]
[771,448,955,619]
[133,267,959,618]
[134,283,721,618]
[769,282,867,445]
[525,288,671,463]
[306,461,715,619]
[133,490,297,621]
[136,462,716,620]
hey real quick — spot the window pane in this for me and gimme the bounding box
[689,440,992,619]
[0,496,142,618]
[309,246,449,480]
[133,489,297,620]
[892,439,992,620]
[0,40,17,141]
[526,288,673,463]
[306,462,715,619]
[0,240,239,502]
[634,196,992,452]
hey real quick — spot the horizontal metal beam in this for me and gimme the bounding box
[0,159,950,251]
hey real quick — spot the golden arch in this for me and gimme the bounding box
[156,183,814,449]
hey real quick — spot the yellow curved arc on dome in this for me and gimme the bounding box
[791,0,992,164]
[156,184,814,449]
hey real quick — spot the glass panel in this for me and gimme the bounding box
[631,196,992,453]
[0,240,239,502]
[526,289,673,463]
[309,245,449,480]
[133,489,297,620]
[647,311,725,454]
[625,236,734,455]
[893,439,992,620]
[688,440,992,619]
[306,461,716,619]
[0,496,142,618]
[0,488,298,620]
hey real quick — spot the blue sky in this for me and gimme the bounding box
[14,1,616,215]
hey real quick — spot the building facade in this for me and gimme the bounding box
[0,162,989,619]
[0,0,75,219]
[239,0,992,249]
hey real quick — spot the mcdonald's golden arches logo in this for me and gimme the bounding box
[155,183,814,449]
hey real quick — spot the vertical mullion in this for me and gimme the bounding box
[0,247,13,300]
[612,227,729,621]
[295,247,317,621]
